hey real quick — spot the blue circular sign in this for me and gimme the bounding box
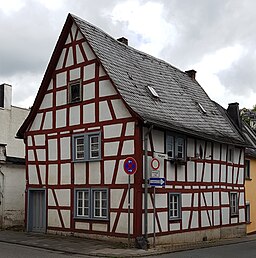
[123,157,137,175]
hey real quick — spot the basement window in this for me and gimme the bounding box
[147,85,159,98]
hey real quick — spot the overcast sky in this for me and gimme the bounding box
[1,0,256,110]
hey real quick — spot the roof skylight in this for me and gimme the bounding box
[198,102,206,114]
[147,86,159,98]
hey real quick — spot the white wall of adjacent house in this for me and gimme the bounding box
[0,164,25,228]
[143,127,245,243]
[0,84,29,228]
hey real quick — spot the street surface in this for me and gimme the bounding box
[152,239,256,258]
[0,242,88,258]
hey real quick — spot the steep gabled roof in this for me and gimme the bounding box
[18,13,246,146]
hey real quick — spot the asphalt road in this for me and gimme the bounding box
[0,242,89,258]
[151,239,256,258]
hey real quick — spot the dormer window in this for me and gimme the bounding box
[147,85,159,98]
[69,80,81,103]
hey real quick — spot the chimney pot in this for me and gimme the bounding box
[117,37,128,45]
[0,83,12,110]
[185,70,197,81]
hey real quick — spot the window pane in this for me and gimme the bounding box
[166,135,174,158]
[169,194,180,219]
[75,137,84,159]
[90,135,99,159]
[70,83,81,103]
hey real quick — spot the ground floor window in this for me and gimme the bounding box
[246,202,250,223]
[169,193,181,220]
[75,188,108,219]
[230,192,238,216]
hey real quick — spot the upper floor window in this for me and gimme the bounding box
[72,132,101,162]
[245,159,250,179]
[69,80,82,103]
[166,132,186,161]
[230,192,238,216]
[227,146,234,163]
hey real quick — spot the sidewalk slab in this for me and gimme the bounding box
[0,230,255,257]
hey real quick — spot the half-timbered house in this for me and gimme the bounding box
[17,14,248,246]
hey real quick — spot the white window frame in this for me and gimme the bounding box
[72,132,101,162]
[169,193,181,220]
[230,192,238,216]
[75,188,108,220]
[166,132,186,161]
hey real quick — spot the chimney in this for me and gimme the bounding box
[227,102,242,129]
[0,84,12,110]
[117,37,128,45]
[185,70,197,81]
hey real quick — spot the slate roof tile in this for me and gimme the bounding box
[72,14,246,145]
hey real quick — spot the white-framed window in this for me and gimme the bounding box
[169,193,181,220]
[166,132,186,161]
[72,132,101,162]
[245,159,250,179]
[69,80,82,103]
[246,202,250,223]
[75,188,108,219]
[230,192,238,216]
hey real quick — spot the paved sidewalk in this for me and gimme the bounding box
[0,230,256,257]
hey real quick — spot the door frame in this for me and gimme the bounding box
[27,188,46,233]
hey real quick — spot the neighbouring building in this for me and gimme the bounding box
[17,14,248,246]
[0,83,29,229]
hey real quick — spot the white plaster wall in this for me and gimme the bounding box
[182,211,190,230]
[125,122,135,136]
[74,163,86,184]
[121,140,134,155]
[36,149,46,161]
[170,223,180,231]
[158,212,168,232]
[39,165,46,185]
[28,165,38,184]
[48,139,58,161]
[99,79,117,97]
[213,164,219,182]
[82,41,96,61]
[1,165,26,228]
[152,129,165,153]
[61,210,70,228]
[70,106,80,126]
[34,134,45,146]
[70,68,80,81]
[61,163,71,185]
[60,137,70,160]
[116,213,132,234]
[55,189,70,206]
[0,106,29,158]
[191,211,198,228]
[83,82,95,101]
[56,90,67,107]
[201,210,210,227]
[56,49,65,69]
[48,164,58,185]
[43,111,53,130]
[56,109,67,128]
[99,101,112,121]
[104,142,119,157]
[182,194,192,207]
[48,209,61,227]
[203,163,211,182]
[30,113,43,131]
[39,93,53,110]
[111,99,131,119]
[92,223,108,232]
[76,45,84,64]
[111,189,124,209]
[66,47,74,67]
[83,103,95,123]
[222,207,230,225]
[214,210,220,225]
[89,162,101,184]
[104,160,115,185]
[84,63,95,81]
[75,222,90,230]
[104,124,122,139]
[56,72,67,88]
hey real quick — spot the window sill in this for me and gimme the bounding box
[167,158,186,165]
[169,218,182,223]
[74,217,109,222]
[245,178,252,181]
[72,158,102,163]
[246,221,252,224]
